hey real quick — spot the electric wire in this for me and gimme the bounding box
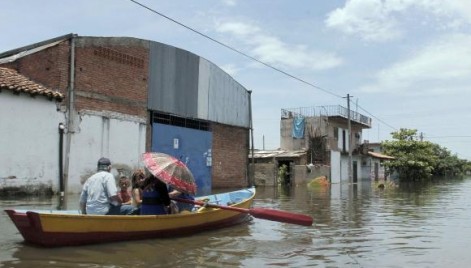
[128,0,343,99]
[356,104,397,131]
[427,136,471,139]
[128,0,469,147]
[128,0,397,136]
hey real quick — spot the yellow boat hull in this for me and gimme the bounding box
[5,188,255,247]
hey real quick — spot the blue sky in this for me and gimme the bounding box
[2,0,471,160]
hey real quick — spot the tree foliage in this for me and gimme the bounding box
[381,128,469,181]
[430,144,466,176]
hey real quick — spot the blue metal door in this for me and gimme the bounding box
[151,123,212,195]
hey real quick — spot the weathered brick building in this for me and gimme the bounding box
[0,34,251,195]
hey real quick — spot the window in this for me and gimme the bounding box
[151,111,210,131]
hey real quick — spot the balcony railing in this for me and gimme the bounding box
[281,105,371,127]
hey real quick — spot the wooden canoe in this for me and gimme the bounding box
[5,187,255,247]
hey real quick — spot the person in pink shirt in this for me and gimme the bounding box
[117,176,132,205]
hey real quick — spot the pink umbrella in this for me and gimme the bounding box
[141,152,197,195]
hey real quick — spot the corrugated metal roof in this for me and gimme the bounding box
[148,41,250,128]
[0,67,64,101]
[368,151,395,160]
[249,149,307,159]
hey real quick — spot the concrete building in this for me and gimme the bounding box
[0,34,251,196]
[249,149,311,186]
[251,105,372,185]
[0,67,65,196]
[359,142,395,181]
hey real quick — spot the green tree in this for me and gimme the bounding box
[464,161,471,173]
[430,144,464,176]
[382,128,438,181]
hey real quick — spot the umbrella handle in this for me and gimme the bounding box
[172,198,313,226]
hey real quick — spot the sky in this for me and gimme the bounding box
[2,0,471,160]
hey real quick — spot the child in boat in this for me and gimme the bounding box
[130,169,146,214]
[140,174,171,215]
[118,176,132,205]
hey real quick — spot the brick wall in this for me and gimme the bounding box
[1,41,70,96]
[1,36,250,191]
[74,38,149,117]
[211,123,249,188]
[0,39,149,118]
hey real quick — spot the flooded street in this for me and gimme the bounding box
[1,176,471,267]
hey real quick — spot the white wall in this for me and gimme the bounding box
[340,157,349,182]
[361,159,371,180]
[330,151,341,183]
[0,91,65,189]
[67,111,146,193]
[336,127,350,152]
[0,93,147,194]
[332,152,365,184]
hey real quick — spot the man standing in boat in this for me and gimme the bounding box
[79,157,134,215]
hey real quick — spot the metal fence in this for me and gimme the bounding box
[281,105,371,127]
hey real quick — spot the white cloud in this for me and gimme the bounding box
[359,33,471,95]
[219,64,240,76]
[215,21,343,70]
[325,0,471,42]
[325,0,403,42]
[222,0,237,7]
[216,21,260,36]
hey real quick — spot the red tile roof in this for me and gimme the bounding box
[0,67,64,101]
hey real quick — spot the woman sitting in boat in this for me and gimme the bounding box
[140,174,171,215]
[130,169,146,214]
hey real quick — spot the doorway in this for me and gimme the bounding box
[353,160,358,183]
[277,160,293,185]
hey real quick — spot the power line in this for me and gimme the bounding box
[426,136,471,139]
[128,0,343,99]
[356,103,397,131]
[128,0,404,135]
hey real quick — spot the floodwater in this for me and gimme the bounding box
[1,176,471,267]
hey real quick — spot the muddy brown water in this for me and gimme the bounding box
[1,177,470,267]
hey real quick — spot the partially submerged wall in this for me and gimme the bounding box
[0,90,65,197]
[252,163,277,186]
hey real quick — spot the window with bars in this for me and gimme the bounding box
[151,112,210,131]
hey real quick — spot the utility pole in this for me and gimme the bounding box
[248,90,254,186]
[346,94,353,184]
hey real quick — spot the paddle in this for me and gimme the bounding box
[172,197,313,226]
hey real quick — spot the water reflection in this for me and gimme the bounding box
[2,177,471,267]
[2,222,253,268]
